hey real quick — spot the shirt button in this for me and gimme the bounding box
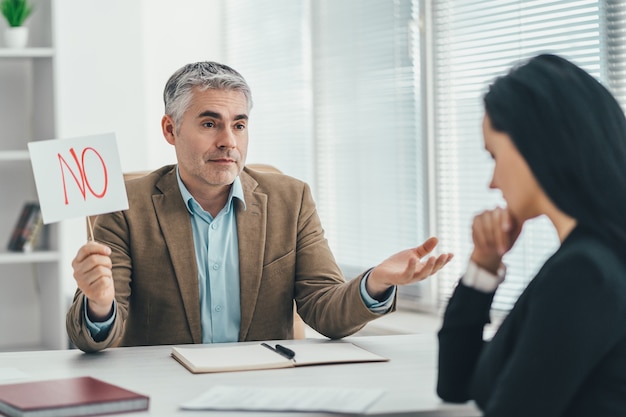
[215,305,222,312]
[212,264,219,270]
[211,223,218,230]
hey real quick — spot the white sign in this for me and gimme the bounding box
[28,133,129,224]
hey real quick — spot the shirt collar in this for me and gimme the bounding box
[176,165,246,216]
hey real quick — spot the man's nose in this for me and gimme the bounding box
[217,129,236,149]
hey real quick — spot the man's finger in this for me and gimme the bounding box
[73,241,111,265]
[415,236,439,258]
[411,256,436,281]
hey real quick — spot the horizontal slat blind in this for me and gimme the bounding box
[223,0,314,182]
[432,0,606,311]
[605,0,626,108]
[223,0,428,302]
[312,0,428,299]
[221,0,626,312]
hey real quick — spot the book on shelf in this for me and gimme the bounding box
[21,208,43,253]
[0,376,149,417]
[171,340,389,374]
[6,202,44,252]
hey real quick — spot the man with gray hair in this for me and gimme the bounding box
[66,61,452,353]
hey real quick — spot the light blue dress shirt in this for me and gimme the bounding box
[176,169,244,343]
[84,167,395,342]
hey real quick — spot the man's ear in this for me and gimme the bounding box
[162,115,176,145]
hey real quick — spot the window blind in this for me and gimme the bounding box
[431,0,617,311]
[311,0,428,303]
[222,0,315,182]
[604,0,626,107]
[222,0,626,314]
[224,0,429,304]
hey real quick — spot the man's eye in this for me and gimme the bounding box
[203,121,215,128]
[235,123,246,130]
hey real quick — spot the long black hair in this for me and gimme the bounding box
[484,53,626,246]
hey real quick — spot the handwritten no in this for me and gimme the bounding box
[58,147,109,204]
[28,133,128,224]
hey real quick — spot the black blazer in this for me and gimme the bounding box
[437,225,626,417]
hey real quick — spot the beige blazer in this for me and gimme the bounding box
[66,165,393,352]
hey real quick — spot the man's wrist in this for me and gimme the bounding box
[86,299,115,322]
[83,296,116,341]
[360,271,395,312]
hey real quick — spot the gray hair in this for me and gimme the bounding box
[163,61,253,128]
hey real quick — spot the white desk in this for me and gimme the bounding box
[0,334,480,416]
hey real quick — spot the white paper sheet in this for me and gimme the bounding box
[180,385,385,414]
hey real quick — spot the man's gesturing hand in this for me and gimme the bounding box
[366,237,453,299]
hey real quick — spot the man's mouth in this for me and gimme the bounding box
[208,157,236,163]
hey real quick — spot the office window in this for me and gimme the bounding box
[224,0,429,305]
[311,0,426,297]
[223,0,626,313]
[222,0,314,182]
[432,0,626,311]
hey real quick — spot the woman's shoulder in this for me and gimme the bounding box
[536,226,626,294]
[556,226,624,269]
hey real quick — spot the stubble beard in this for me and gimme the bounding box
[201,151,241,187]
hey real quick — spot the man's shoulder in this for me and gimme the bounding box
[242,166,306,191]
[122,165,178,210]
[124,165,176,191]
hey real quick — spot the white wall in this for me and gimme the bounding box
[54,0,223,172]
[53,0,146,170]
[53,0,223,298]
[142,0,224,169]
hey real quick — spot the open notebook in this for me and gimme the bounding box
[171,341,388,374]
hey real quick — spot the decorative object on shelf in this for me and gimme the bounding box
[7,201,43,252]
[0,0,33,48]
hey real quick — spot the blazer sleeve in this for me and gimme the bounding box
[65,210,132,353]
[290,182,396,339]
[437,281,495,402]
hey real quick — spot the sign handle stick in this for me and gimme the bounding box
[87,216,94,242]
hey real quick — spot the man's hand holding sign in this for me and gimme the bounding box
[28,133,128,323]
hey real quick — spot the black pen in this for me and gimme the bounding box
[261,343,296,360]
[275,344,296,360]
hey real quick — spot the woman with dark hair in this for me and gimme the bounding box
[436,54,626,416]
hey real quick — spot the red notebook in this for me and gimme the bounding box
[0,376,149,417]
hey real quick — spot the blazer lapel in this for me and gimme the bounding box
[237,171,267,340]
[153,170,202,343]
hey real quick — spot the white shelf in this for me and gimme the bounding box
[0,48,54,58]
[0,150,30,161]
[0,0,67,352]
[0,250,60,264]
